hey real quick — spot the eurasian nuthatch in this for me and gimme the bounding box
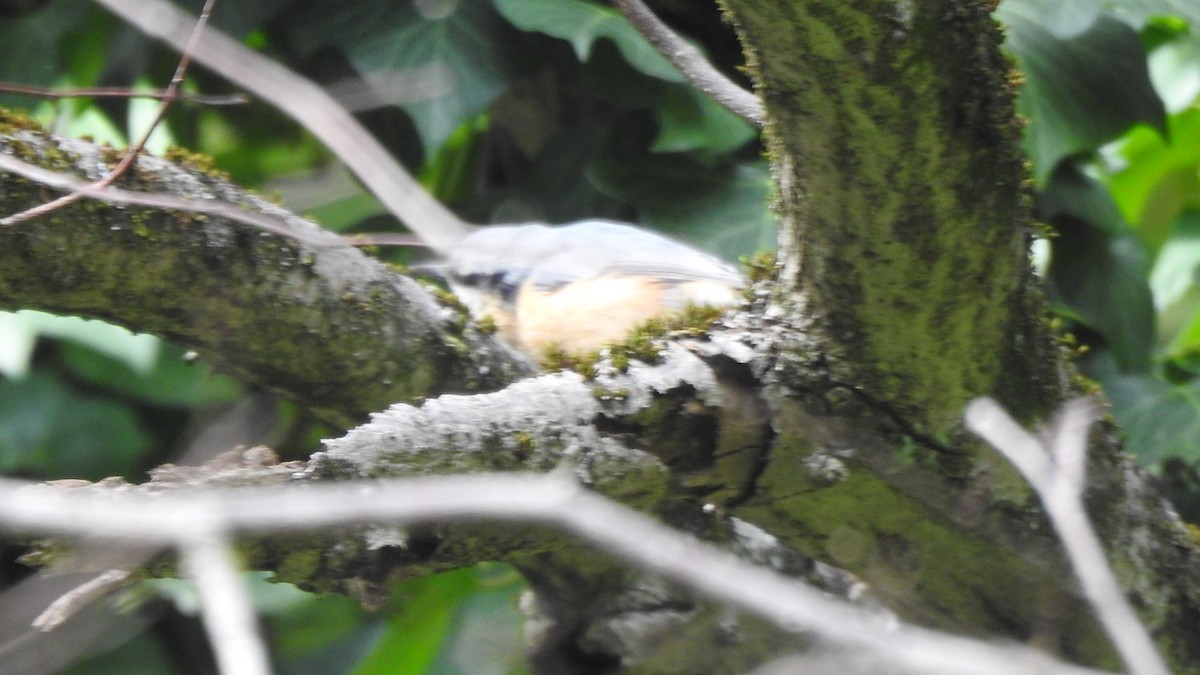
[434,220,746,355]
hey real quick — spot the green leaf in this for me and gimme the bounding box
[0,313,38,379]
[353,569,478,675]
[271,591,371,653]
[472,125,628,224]
[649,84,757,155]
[420,113,489,205]
[423,564,526,675]
[1164,302,1200,373]
[999,7,1166,183]
[1152,211,1200,351]
[349,565,526,675]
[271,587,380,673]
[61,341,243,408]
[287,2,529,153]
[1039,164,1131,235]
[1000,0,1200,39]
[1104,108,1200,248]
[128,78,175,155]
[576,46,756,156]
[493,0,681,82]
[590,137,776,260]
[1049,220,1156,372]
[0,0,91,108]
[0,373,152,479]
[1095,0,1200,34]
[1101,370,1200,463]
[1147,32,1200,113]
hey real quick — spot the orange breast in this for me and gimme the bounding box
[511,275,739,354]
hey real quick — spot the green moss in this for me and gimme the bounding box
[601,303,727,367]
[277,548,322,582]
[609,348,630,372]
[163,145,229,180]
[512,430,535,458]
[428,284,461,308]
[893,435,930,467]
[744,467,1066,632]
[539,344,599,379]
[0,106,46,133]
[591,386,630,401]
[741,250,777,284]
[1185,522,1200,547]
[476,313,497,335]
[723,1,1046,437]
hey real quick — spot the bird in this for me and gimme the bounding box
[432,219,746,355]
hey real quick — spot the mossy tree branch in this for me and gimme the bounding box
[0,126,534,428]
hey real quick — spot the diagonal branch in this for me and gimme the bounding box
[5,0,222,226]
[0,470,1111,675]
[91,0,473,253]
[615,0,764,126]
[966,398,1169,675]
[0,82,247,105]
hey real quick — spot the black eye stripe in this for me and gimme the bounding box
[452,271,523,303]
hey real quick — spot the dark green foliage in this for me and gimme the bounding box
[1004,0,1200,475]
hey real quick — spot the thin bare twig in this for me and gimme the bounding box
[614,0,764,126]
[0,151,344,248]
[965,398,1169,675]
[0,473,1110,675]
[5,0,221,226]
[0,82,247,105]
[93,0,472,253]
[181,532,271,675]
[31,570,131,632]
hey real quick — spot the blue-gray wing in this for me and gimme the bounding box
[442,220,745,300]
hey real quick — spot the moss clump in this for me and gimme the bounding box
[277,548,322,582]
[476,313,497,335]
[741,249,777,284]
[591,386,629,401]
[163,145,230,181]
[539,344,599,379]
[605,302,729,367]
[512,430,535,458]
[536,302,731,375]
[0,107,46,133]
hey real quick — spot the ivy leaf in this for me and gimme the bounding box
[1039,164,1131,236]
[0,373,152,480]
[1048,219,1156,373]
[590,138,776,259]
[0,0,91,107]
[576,46,757,156]
[1100,370,1200,463]
[1104,108,1200,247]
[999,0,1200,41]
[998,6,1166,184]
[0,311,161,379]
[287,2,529,153]
[493,0,682,82]
[649,83,757,155]
[62,341,243,408]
